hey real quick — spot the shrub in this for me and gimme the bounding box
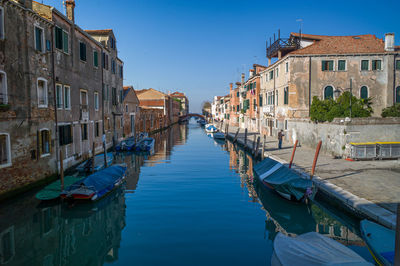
[310,92,373,122]
[381,103,400,117]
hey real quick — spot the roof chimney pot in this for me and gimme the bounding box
[384,33,395,52]
[65,0,75,23]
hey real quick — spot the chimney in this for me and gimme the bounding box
[229,83,233,91]
[385,33,395,52]
[241,73,245,85]
[65,0,75,23]
[16,0,32,9]
[249,69,254,78]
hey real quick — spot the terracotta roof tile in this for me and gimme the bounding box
[85,29,113,35]
[290,33,389,55]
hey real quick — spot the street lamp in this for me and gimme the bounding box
[334,88,342,99]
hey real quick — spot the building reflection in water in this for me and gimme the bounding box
[0,124,189,266]
[222,140,366,247]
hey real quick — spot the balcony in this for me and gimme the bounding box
[266,38,299,59]
[262,105,274,114]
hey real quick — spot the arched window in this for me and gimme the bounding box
[396,86,400,103]
[324,86,334,100]
[38,129,51,157]
[360,86,368,99]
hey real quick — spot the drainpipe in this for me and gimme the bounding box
[394,54,397,105]
[50,23,60,175]
[308,56,312,117]
[101,48,107,167]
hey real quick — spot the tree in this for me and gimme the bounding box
[381,103,400,117]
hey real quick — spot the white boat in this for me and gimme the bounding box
[212,132,225,139]
[205,125,218,133]
[272,232,373,266]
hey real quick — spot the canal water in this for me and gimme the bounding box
[0,121,374,265]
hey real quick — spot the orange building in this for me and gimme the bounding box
[229,82,241,127]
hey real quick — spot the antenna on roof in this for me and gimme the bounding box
[296,18,303,48]
[62,1,66,15]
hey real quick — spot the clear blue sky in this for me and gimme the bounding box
[44,0,399,112]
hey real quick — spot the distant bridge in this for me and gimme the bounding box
[179,113,205,121]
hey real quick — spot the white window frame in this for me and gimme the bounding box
[94,92,99,111]
[360,59,370,71]
[80,89,88,105]
[337,59,347,71]
[64,85,71,110]
[371,59,382,71]
[34,25,45,53]
[0,70,8,104]
[55,83,63,109]
[37,78,48,108]
[0,133,11,169]
[62,29,69,54]
[0,7,5,40]
[285,62,289,73]
[39,128,51,157]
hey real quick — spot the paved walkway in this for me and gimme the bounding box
[219,124,400,229]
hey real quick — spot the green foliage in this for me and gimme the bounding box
[381,103,400,117]
[310,92,373,122]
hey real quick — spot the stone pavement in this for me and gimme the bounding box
[219,124,400,229]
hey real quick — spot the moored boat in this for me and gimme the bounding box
[61,164,127,201]
[360,219,395,266]
[212,132,225,139]
[272,232,373,266]
[205,125,218,133]
[116,137,136,152]
[253,157,316,202]
[135,137,155,152]
[76,152,113,173]
[35,176,85,201]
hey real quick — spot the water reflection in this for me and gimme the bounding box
[221,140,366,248]
[0,124,188,266]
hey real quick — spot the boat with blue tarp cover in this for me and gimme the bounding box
[253,157,316,202]
[76,152,113,173]
[205,125,218,133]
[116,137,136,152]
[61,164,127,201]
[135,137,155,152]
[360,219,395,266]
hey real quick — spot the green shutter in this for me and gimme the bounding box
[361,60,369,70]
[35,27,42,51]
[55,27,63,50]
[338,60,346,71]
[63,31,69,53]
[360,86,368,99]
[94,51,98,67]
[396,60,400,70]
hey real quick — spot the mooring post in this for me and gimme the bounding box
[395,203,400,266]
[252,134,256,153]
[289,140,299,169]
[233,128,240,143]
[59,150,64,190]
[261,135,266,160]
[310,141,322,179]
[244,128,248,147]
[226,123,229,136]
[254,136,260,157]
[92,142,95,173]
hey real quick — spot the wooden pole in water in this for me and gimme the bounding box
[59,150,64,190]
[254,136,260,157]
[233,128,240,143]
[92,142,95,173]
[226,123,229,137]
[261,135,266,160]
[395,203,400,266]
[289,140,299,169]
[252,134,256,152]
[310,141,322,180]
[244,128,248,147]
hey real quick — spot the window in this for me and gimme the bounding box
[236,104,239,112]
[64,86,70,109]
[93,50,98,67]
[396,86,400,103]
[361,60,369,71]
[0,133,11,168]
[253,99,256,110]
[119,65,123,78]
[94,92,99,111]
[125,104,128,112]
[338,60,346,71]
[284,120,288,130]
[63,31,69,53]
[119,90,123,104]
[102,52,106,69]
[259,95,263,107]
[276,68,279,77]
[359,86,368,99]
[284,87,289,105]
[110,37,116,50]
[236,91,239,97]
[79,42,86,61]
[37,78,48,107]
[39,129,51,156]
[95,122,100,137]
[396,60,400,70]
[0,7,4,40]
[55,27,63,50]
[275,119,278,129]
[112,87,117,105]
[321,60,333,71]
[34,26,44,52]
[81,124,88,140]
[56,84,63,109]
[285,62,289,73]
[59,125,72,146]
[80,90,88,106]
[269,70,274,80]
[111,59,116,74]
[324,86,334,99]
[0,71,7,104]
[372,60,382,70]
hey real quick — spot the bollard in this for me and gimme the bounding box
[310,141,322,179]
[252,134,256,153]
[59,150,64,190]
[261,135,266,160]
[226,124,229,137]
[92,142,96,173]
[233,128,240,143]
[244,128,248,147]
[289,140,299,169]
